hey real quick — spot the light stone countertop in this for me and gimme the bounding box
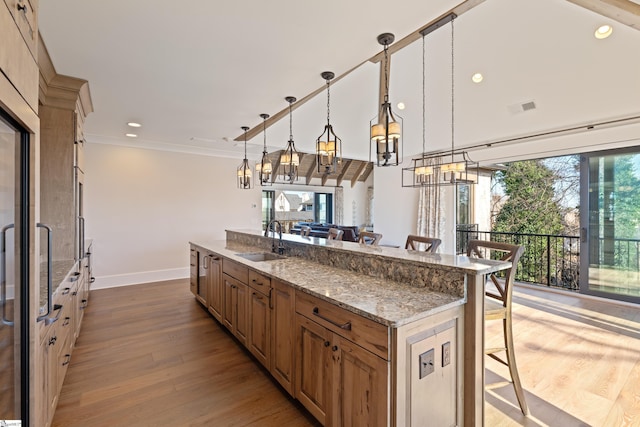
[190,237,506,328]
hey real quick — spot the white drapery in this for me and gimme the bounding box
[334,186,344,224]
[417,175,445,240]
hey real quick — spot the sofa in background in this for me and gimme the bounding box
[290,222,359,242]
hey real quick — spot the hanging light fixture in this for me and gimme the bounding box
[255,113,273,186]
[370,33,402,167]
[316,71,342,174]
[402,14,478,187]
[280,96,300,183]
[237,126,253,189]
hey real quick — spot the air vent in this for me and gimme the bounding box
[507,100,537,114]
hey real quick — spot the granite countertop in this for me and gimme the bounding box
[39,259,77,314]
[191,239,469,328]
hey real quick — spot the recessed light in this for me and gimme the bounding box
[127,122,142,128]
[125,133,138,138]
[397,102,406,110]
[471,73,484,83]
[594,25,613,39]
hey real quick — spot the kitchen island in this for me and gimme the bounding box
[190,230,510,426]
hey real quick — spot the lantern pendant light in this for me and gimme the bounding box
[237,126,253,189]
[255,113,273,186]
[370,33,402,167]
[316,71,342,174]
[280,96,300,183]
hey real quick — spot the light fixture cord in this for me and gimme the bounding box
[450,17,455,163]
[422,34,426,155]
[263,117,267,152]
[289,100,293,141]
[326,78,331,125]
[383,43,390,102]
[244,129,248,159]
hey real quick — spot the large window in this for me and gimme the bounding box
[263,190,334,231]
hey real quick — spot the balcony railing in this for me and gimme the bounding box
[456,226,580,291]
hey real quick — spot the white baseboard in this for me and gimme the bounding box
[91,267,189,290]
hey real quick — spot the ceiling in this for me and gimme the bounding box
[38,0,640,164]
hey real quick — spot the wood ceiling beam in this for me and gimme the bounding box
[336,160,352,187]
[306,156,317,185]
[351,162,367,188]
[359,163,373,183]
[270,150,282,184]
[565,0,640,30]
[321,173,329,186]
[234,0,486,142]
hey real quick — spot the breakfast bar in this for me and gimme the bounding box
[189,229,511,426]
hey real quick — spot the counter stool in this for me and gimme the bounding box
[358,231,382,246]
[300,226,311,237]
[405,235,441,253]
[327,228,343,240]
[466,239,528,415]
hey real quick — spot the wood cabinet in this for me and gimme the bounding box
[248,270,271,368]
[222,274,249,346]
[295,291,388,427]
[196,251,209,306]
[270,279,295,395]
[189,247,198,296]
[207,255,222,322]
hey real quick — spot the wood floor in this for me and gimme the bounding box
[52,279,640,427]
[51,279,319,427]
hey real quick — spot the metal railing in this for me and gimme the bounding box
[457,227,580,290]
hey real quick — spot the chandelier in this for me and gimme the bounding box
[370,33,402,167]
[255,113,272,186]
[237,126,253,189]
[402,14,478,187]
[316,71,342,174]
[279,96,300,183]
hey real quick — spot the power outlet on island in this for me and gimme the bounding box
[419,348,435,379]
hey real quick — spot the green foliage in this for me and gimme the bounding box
[493,160,564,236]
[611,155,640,239]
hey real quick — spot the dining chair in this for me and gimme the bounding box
[300,226,311,237]
[405,235,441,253]
[466,239,528,415]
[358,231,382,246]
[327,228,343,240]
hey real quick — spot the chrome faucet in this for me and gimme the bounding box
[265,219,285,254]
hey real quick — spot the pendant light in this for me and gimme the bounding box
[316,71,342,174]
[370,33,402,167]
[255,113,272,186]
[401,14,478,188]
[237,126,253,189]
[280,96,300,184]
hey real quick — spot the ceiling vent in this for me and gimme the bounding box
[508,100,537,114]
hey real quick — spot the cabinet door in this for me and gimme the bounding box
[331,335,388,427]
[271,279,295,395]
[235,282,249,346]
[295,314,331,425]
[207,256,223,322]
[196,252,209,305]
[222,275,235,331]
[189,248,198,296]
[248,289,270,368]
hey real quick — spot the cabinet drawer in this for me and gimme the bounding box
[223,258,248,284]
[248,270,271,295]
[295,291,389,360]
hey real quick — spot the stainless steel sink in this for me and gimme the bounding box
[236,252,285,262]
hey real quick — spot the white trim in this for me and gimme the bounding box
[515,282,639,308]
[91,267,189,290]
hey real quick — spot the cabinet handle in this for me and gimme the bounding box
[324,341,330,347]
[90,277,95,284]
[17,3,27,12]
[312,307,352,331]
[62,354,71,366]
[62,316,70,326]
[268,288,273,310]
[1,224,15,325]
[81,299,88,309]
[44,304,63,326]
[62,287,71,295]
[69,272,80,282]
[48,335,57,346]
[332,345,338,352]
[251,279,262,286]
[252,292,263,300]
[36,223,54,323]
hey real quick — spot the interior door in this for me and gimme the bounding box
[0,110,29,422]
[580,148,640,303]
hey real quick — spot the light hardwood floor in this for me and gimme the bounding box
[52,279,640,426]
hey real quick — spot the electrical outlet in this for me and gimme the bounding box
[442,341,451,367]
[419,348,435,379]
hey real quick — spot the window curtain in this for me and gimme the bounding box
[334,186,344,224]
[417,178,445,240]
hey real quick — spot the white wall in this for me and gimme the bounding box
[85,142,261,288]
[342,173,373,227]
